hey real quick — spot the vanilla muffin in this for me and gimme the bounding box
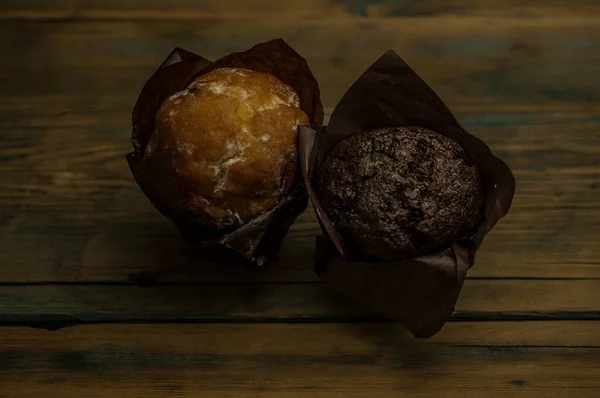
[145,68,309,230]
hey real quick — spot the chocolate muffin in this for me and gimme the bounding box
[145,67,308,231]
[315,126,484,260]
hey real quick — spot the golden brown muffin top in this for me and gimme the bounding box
[146,68,309,229]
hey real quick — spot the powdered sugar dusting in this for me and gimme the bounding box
[207,82,227,95]
[284,86,300,107]
[203,80,250,100]
[210,138,249,195]
[256,96,281,112]
[225,140,237,153]
[257,86,299,112]
[259,134,270,142]
[218,67,251,77]
[195,67,298,111]
[239,89,249,100]
[169,90,189,100]
[168,90,189,104]
[214,156,245,195]
[198,69,252,100]
[222,155,244,168]
[209,165,220,176]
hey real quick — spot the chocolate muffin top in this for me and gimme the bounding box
[315,126,484,260]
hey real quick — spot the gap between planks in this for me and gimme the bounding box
[0,280,599,328]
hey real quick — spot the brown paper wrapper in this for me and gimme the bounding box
[127,39,324,266]
[299,51,515,337]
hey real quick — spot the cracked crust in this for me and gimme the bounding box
[315,127,484,260]
[145,68,309,230]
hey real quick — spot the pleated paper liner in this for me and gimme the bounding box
[299,50,515,337]
[127,39,324,266]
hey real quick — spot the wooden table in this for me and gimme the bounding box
[1,1,600,396]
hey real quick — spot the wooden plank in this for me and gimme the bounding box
[1,18,599,282]
[0,280,599,325]
[4,321,600,348]
[1,323,599,397]
[2,98,599,132]
[1,18,600,110]
[2,0,600,19]
[0,0,346,20]
[1,119,599,282]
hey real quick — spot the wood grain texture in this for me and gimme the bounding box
[0,16,599,282]
[2,0,600,19]
[1,120,599,282]
[1,1,600,396]
[1,323,599,397]
[0,280,599,326]
[2,18,600,109]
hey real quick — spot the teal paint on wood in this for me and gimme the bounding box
[448,64,600,104]
[338,0,419,17]
[417,36,514,59]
